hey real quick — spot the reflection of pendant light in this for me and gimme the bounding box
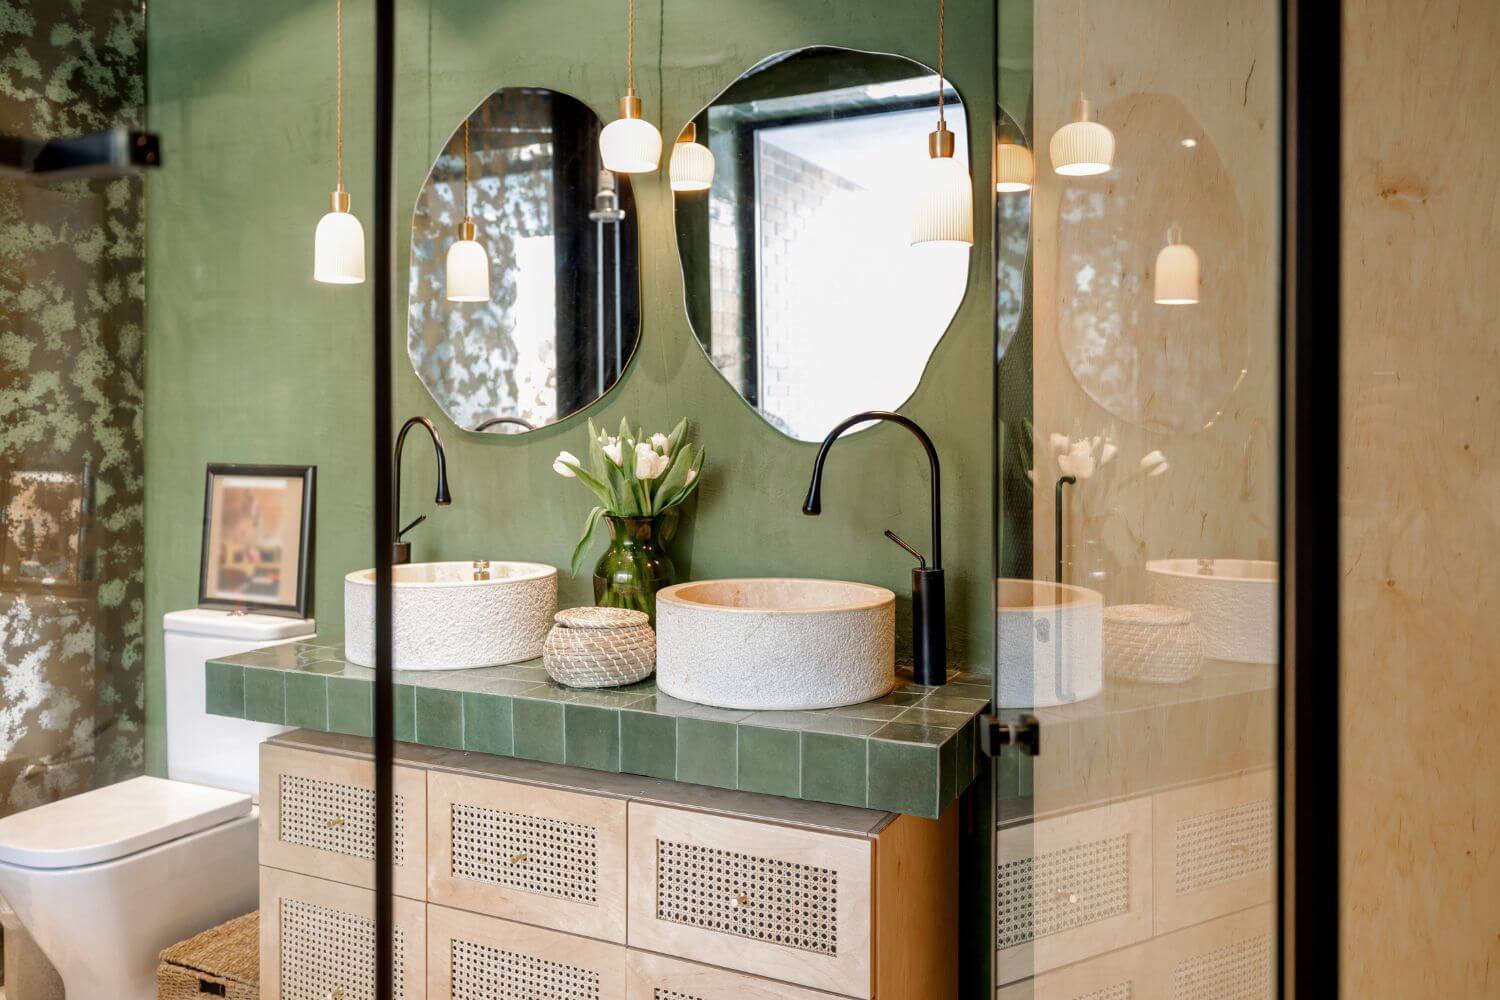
[599,0,661,174]
[1049,0,1115,177]
[995,138,1034,193]
[1154,225,1200,305]
[911,0,973,247]
[445,118,489,303]
[313,0,365,284]
[669,122,715,192]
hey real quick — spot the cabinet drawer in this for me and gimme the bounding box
[259,744,427,899]
[428,770,628,942]
[627,803,873,999]
[1152,770,1275,933]
[627,949,834,999]
[995,797,1152,985]
[259,866,425,1000]
[428,903,626,999]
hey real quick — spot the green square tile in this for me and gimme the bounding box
[620,711,677,780]
[939,733,958,807]
[564,706,621,772]
[243,669,285,724]
[800,733,868,808]
[462,693,512,755]
[284,672,329,729]
[327,677,373,737]
[954,720,976,792]
[205,661,244,717]
[415,686,463,749]
[394,684,416,742]
[675,718,737,789]
[737,726,800,797]
[513,699,565,763]
[867,738,939,817]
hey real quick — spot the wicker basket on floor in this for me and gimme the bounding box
[157,911,259,1000]
[543,606,656,688]
[1103,603,1205,684]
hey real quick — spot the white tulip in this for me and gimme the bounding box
[635,441,669,479]
[1149,461,1170,477]
[685,467,698,485]
[1048,432,1070,452]
[651,432,670,454]
[552,450,580,478]
[1058,439,1096,479]
[602,440,624,466]
[1140,450,1166,469]
[1100,441,1118,465]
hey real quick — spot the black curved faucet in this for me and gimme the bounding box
[393,416,452,565]
[802,410,947,686]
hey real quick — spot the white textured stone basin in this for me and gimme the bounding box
[996,579,1103,708]
[344,561,556,670]
[654,578,896,710]
[1147,558,1278,664]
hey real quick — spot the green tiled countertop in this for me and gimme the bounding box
[206,632,991,818]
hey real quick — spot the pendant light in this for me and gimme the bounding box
[669,122,715,192]
[446,117,490,303]
[1154,225,1200,305]
[599,0,661,174]
[995,136,1034,193]
[911,0,973,247]
[1049,0,1115,177]
[313,0,365,284]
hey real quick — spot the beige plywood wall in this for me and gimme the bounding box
[1341,0,1500,994]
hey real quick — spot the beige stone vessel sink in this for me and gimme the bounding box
[654,578,896,710]
[344,561,557,670]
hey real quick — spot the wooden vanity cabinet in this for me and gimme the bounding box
[256,732,958,1000]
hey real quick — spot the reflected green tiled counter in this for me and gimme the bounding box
[205,632,991,818]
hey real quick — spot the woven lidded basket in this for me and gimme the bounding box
[157,910,259,1000]
[543,607,656,688]
[1103,604,1204,684]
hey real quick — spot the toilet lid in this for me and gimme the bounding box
[0,776,252,869]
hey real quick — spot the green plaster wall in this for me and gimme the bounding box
[144,0,997,773]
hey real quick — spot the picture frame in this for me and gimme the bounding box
[0,464,93,594]
[198,464,315,618]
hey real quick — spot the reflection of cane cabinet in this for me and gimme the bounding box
[257,733,958,1000]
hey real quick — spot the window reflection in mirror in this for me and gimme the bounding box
[407,88,641,435]
[674,47,970,442]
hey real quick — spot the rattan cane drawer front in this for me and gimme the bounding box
[625,949,836,1000]
[427,903,627,999]
[1152,770,1275,934]
[260,744,427,899]
[258,866,425,1000]
[995,798,1153,986]
[627,804,873,999]
[427,770,628,943]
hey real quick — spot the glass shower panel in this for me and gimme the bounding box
[993,0,1281,995]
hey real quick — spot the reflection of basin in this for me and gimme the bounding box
[344,561,556,670]
[1146,559,1278,664]
[996,579,1103,708]
[654,578,895,710]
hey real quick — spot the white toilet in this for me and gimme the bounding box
[0,608,313,1000]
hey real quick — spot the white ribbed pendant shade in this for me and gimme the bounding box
[911,154,974,246]
[600,98,661,175]
[669,125,715,191]
[313,196,365,284]
[1050,99,1114,176]
[446,222,490,302]
[995,141,1034,192]
[1154,231,1200,305]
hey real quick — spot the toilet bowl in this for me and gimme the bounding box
[0,609,313,1000]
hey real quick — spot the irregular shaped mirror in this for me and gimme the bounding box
[673,46,970,442]
[408,88,641,434]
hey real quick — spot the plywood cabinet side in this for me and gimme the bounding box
[873,805,959,1000]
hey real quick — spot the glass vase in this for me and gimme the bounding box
[592,513,677,623]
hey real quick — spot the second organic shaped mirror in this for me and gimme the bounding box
[673,46,970,442]
[408,87,641,434]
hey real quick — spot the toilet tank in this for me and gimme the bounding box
[164,609,315,796]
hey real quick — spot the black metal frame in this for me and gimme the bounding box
[196,463,315,619]
[1284,0,1340,994]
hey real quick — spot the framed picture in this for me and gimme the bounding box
[199,464,315,618]
[0,465,92,593]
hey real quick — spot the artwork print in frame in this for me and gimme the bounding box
[198,464,315,618]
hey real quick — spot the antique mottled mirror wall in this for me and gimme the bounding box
[673,46,971,442]
[408,88,641,434]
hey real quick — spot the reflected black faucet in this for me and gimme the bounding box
[802,410,947,686]
[393,416,452,565]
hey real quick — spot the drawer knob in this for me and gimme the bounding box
[1054,888,1079,905]
[325,816,346,830]
[733,892,750,907]
[509,852,529,865]
[327,989,345,1000]
[1229,840,1250,855]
